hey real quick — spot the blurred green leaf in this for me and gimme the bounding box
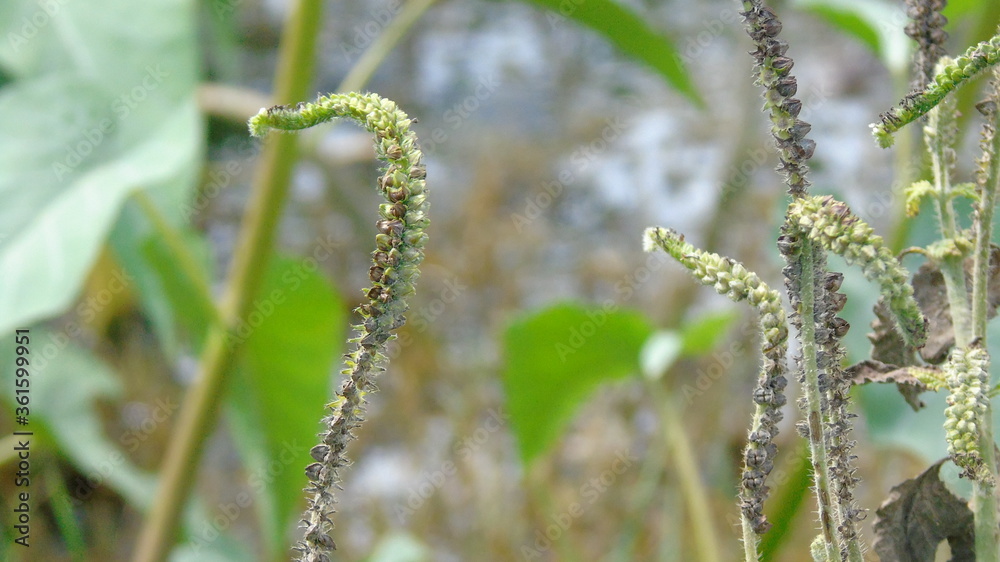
[170,534,254,562]
[139,229,214,352]
[108,213,214,359]
[502,302,653,465]
[507,0,702,106]
[0,329,156,510]
[679,310,739,356]
[0,0,201,334]
[942,0,978,20]
[227,256,346,557]
[793,0,911,72]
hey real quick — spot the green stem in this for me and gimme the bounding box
[46,464,86,562]
[133,191,223,330]
[971,73,1000,562]
[337,0,438,94]
[132,1,323,560]
[652,381,722,561]
[927,103,973,346]
[798,243,840,561]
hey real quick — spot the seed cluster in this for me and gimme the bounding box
[740,1,815,196]
[873,35,1000,148]
[251,92,428,562]
[788,196,928,349]
[944,344,993,486]
[905,0,948,91]
[644,227,788,534]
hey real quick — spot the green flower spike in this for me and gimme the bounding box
[944,344,993,486]
[787,195,927,348]
[251,92,428,561]
[644,227,789,540]
[872,34,1000,148]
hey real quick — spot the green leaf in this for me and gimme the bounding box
[0,329,157,510]
[793,0,911,72]
[679,310,739,356]
[0,0,201,335]
[227,256,346,557]
[502,302,654,465]
[108,213,215,359]
[507,0,701,106]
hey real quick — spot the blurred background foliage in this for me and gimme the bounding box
[1,0,1000,560]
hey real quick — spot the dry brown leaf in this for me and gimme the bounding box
[872,459,975,562]
[911,245,1000,364]
[845,360,935,411]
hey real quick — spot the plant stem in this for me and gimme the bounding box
[926,103,974,347]
[653,381,722,561]
[797,242,840,561]
[131,1,323,560]
[970,73,1000,562]
[337,0,438,94]
[133,191,223,330]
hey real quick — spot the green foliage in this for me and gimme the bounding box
[680,310,740,356]
[228,256,346,557]
[793,0,911,71]
[0,0,201,334]
[0,330,157,508]
[502,302,653,465]
[508,0,702,106]
[503,303,739,466]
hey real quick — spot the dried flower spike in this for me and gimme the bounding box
[905,0,949,91]
[740,0,815,196]
[251,92,428,561]
[644,227,789,537]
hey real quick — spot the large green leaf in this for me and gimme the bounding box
[793,0,911,72]
[227,256,346,556]
[502,302,654,465]
[509,0,702,106]
[0,0,201,335]
[0,329,157,510]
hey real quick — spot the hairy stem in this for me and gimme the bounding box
[132,1,324,560]
[926,99,974,346]
[798,242,840,560]
[971,70,1000,562]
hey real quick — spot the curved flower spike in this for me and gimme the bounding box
[645,227,789,539]
[872,35,1000,148]
[944,344,993,486]
[787,196,927,348]
[251,92,428,561]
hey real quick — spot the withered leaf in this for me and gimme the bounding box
[872,459,974,562]
[845,360,936,411]
[911,245,1000,364]
[869,300,916,367]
